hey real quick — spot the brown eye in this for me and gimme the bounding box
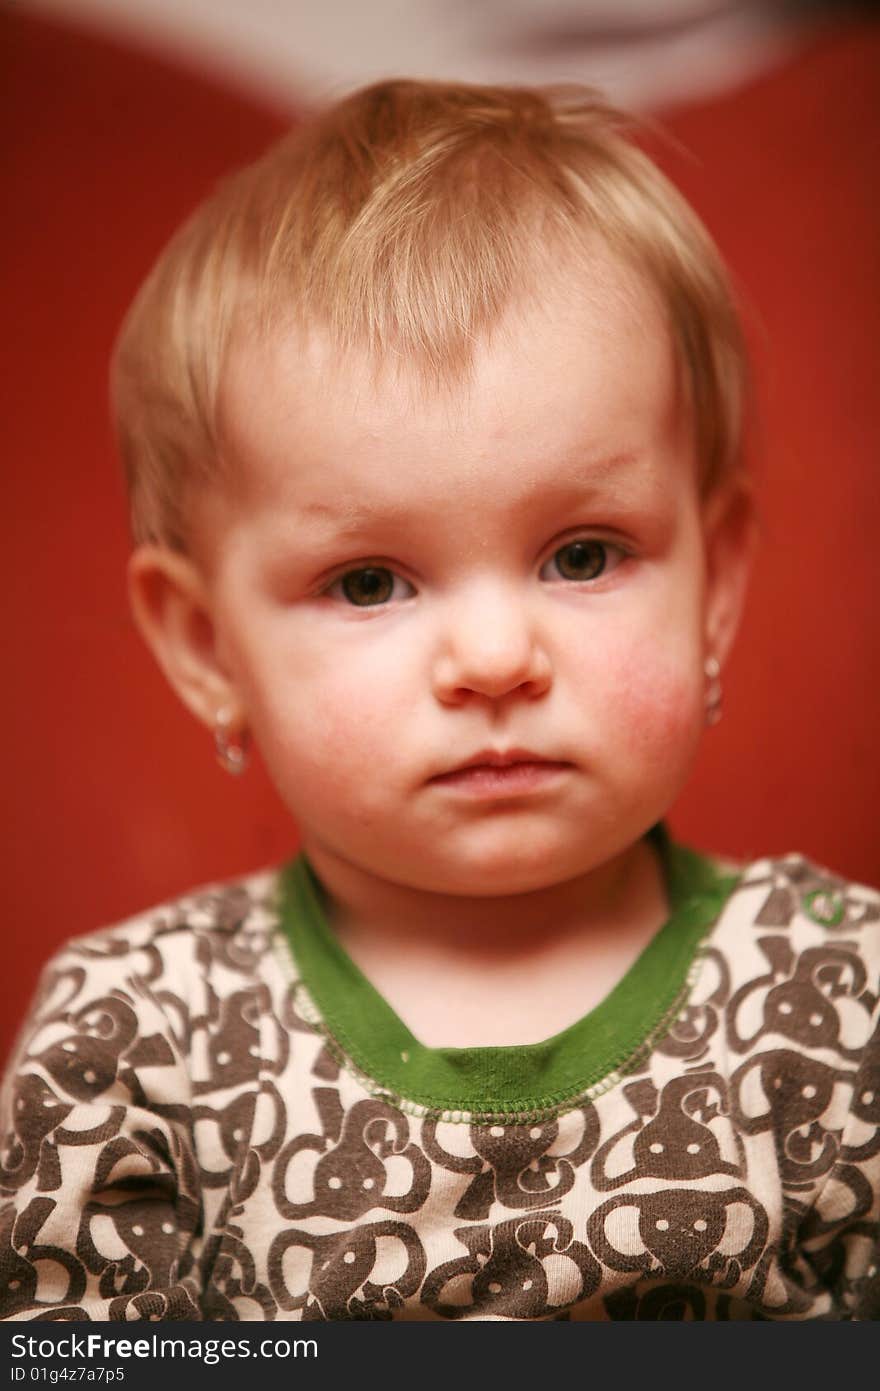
[340,567,395,606]
[552,540,607,581]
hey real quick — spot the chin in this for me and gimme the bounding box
[408,836,600,899]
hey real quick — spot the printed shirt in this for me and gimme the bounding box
[1,834,878,1321]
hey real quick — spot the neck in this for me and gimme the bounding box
[298,832,667,966]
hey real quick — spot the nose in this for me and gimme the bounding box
[431,581,553,705]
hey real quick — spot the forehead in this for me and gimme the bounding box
[213,248,686,530]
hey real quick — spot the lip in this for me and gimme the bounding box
[429,748,573,798]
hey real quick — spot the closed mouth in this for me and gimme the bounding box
[429,751,572,792]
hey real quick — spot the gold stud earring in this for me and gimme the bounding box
[704,656,723,727]
[214,706,251,774]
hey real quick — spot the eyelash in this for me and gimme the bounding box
[324,568,415,607]
[538,538,626,585]
[323,537,628,608]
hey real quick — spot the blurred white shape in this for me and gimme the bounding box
[21,0,808,111]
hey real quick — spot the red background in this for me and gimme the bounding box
[3,11,878,1065]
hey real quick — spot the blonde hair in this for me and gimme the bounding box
[111,78,747,550]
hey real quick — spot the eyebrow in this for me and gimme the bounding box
[293,498,416,539]
[291,452,649,536]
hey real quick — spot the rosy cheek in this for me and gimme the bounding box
[608,650,702,761]
[274,680,397,774]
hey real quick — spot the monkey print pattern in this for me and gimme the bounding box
[269,1219,427,1319]
[272,1092,431,1220]
[421,1213,600,1318]
[588,1186,768,1284]
[421,1108,599,1219]
[0,853,877,1320]
[590,1072,746,1190]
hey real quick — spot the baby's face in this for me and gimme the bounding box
[197,252,719,897]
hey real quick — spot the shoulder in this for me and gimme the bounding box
[12,865,290,1062]
[724,850,879,938]
[702,851,880,1069]
[56,864,285,971]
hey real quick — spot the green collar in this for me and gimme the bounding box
[278,828,739,1122]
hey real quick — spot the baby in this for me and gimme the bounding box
[1,80,878,1322]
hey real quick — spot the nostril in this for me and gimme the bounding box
[433,637,552,705]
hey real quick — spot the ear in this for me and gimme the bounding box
[127,545,245,732]
[702,478,757,666]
